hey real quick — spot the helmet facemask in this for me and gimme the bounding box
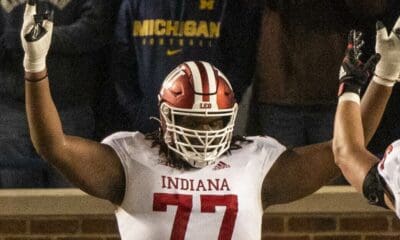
[158,61,238,168]
[160,102,238,168]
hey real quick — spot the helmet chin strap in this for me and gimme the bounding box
[149,116,161,124]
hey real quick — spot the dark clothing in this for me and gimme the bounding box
[257,103,336,148]
[247,0,387,163]
[255,0,386,105]
[0,0,115,187]
[109,0,261,133]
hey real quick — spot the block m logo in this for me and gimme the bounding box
[199,0,215,10]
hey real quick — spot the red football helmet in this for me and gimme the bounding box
[158,61,238,168]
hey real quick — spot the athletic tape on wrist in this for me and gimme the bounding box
[373,74,396,87]
[23,55,46,73]
[24,72,48,83]
[338,92,360,105]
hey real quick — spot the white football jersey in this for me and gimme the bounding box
[378,139,400,219]
[102,132,286,240]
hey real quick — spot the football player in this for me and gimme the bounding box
[333,18,400,217]
[21,1,397,239]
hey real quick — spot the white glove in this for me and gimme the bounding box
[374,17,400,82]
[20,2,53,73]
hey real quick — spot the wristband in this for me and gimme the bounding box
[373,74,396,87]
[337,81,362,97]
[24,72,48,82]
[338,92,360,105]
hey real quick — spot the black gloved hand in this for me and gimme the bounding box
[338,30,381,97]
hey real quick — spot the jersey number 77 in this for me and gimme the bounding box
[153,193,238,240]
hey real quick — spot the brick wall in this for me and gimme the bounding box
[0,215,120,240]
[0,188,398,239]
[0,213,398,239]
[262,213,400,240]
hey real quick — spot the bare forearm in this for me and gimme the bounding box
[335,100,365,150]
[25,70,65,156]
[334,98,381,191]
[361,79,393,143]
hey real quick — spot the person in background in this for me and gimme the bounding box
[102,0,262,136]
[0,0,116,187]
[251,0,387,147]
[249,0,388,184]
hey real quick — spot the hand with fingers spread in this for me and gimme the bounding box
[374,17,400,85]
[20,0,53,73]
[338,30,381,97]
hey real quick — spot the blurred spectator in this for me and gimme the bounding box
[0,0,116,188]
[101,0,262,135]
[250,0,387,148]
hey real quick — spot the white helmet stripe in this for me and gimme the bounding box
[220,72,233,90]
[186,61,203,104]
[202,61,217,106]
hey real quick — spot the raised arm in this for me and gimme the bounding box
[333,19,400,210]
[21,2,125,205]
[262,29,391,208]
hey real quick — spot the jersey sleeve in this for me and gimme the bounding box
[249,136,287,177]
[101,131,143,200]
[101,131,140,163]
[377,140,400,218]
